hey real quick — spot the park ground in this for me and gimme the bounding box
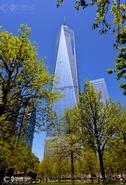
[10,183,122,185]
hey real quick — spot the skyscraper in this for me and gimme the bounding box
[44,25,79,154]
[26,107,36,149]
[17,105,36,149]
[90,78,109,104]
[53,24,79,118]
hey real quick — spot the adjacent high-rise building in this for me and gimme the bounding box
[90,78,109,104]
[26,107,36,149]
[17,105,36,149]
[53,24,79,118]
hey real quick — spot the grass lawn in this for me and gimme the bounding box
[14,183,121,185]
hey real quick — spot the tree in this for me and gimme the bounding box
[51,109,82,185]
[56,0,126,94]
[0,24,58,185]
[75,81,120,185]
[78,146,99,183]
[104,138,126,178]
[61,109,82,185]
[0,24,55,138]
[38,152,70,182]
[10,143,39,176]
[38,155,53,182]
[118,109,126,144]
[104,110,126,177]
[43,108,82,185]
[0,140,39,183]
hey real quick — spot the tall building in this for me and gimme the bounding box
[44,24,79,154]
[53,24,79,118]
[90,78,109,104]
[26,107,36,149]
[17,105,36,149]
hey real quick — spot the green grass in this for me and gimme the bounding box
[15,183,121,185]
[28,184,92,185]
[32,184,94,185]
[8,182,121,185]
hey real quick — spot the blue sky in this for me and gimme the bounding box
[1,0,126,160]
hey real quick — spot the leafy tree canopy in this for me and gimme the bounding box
[0,24,59,184]
[0,24,58,144]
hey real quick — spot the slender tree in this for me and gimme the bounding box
[104,109,126,177]
[62,109,81,185]
[78,146,99,183]
[76,81,120,185]
[45,108,82,185]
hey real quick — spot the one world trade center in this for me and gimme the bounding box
[44,24,79,154]
[53,24,79,118]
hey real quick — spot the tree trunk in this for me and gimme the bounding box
[1,79,10,116]
[98,176,100,184]
[91,174,94,184]
[98,148,107,185]
[58,170,61,182]
[0,165,5,185]
[70,150,75,185]
[0,105,5,116]
[58,160,61,183]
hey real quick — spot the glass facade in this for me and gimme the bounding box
[90,78,109,104]
[53,24,79,118]
[26,107,36,149]
[16,105,36,149]
[45,25,79,155]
